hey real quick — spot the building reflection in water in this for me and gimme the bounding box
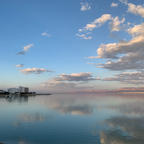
[0,94,36,103]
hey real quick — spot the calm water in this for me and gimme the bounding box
[0,94,144,144]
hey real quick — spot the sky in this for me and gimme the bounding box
[1,0,144,93]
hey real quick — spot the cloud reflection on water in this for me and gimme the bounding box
[36,94,95,115]
[100,116,144,144]
[100,95,144,144]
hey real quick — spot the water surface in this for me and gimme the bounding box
[0,93,144,144]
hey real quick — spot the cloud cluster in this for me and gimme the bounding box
[85,1,144,86]
[77,14,125,39]
[119,0,144,18]
[41,72,100,93]
[87,20,144,73]
[80,2,91,11]
[54,72,99,82]
[103,71,144,85]
[20,68,53,74]
[128,3,144,18]
[93,23,144,71]
[17,44,34,55]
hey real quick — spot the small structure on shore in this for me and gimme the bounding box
[8,88,19,94]
[0,90,8,95]
[19,87,29,93]
[0,87,51,96]
[8,87,36,95]
[8,86,30,94]
[0,90,5,94]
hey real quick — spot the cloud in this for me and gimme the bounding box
[16,64,24,68]
[17,51,25,55]
[110,17,125,32]
[88,22,144,71]
[42,80,93,93]
[17,44,34,55]
[83,1,144,86]
[23,44,33,51]
[80,2,91,11]
[103,71,144,85]
[44,80,80,88]
[20,68,53,74]
[128,3,144,18]
[87,56,98,59]
[128,22,144,36]
[77,14,125,39]
[76,33,92,40]
[87,22,144,86]
[84,14,112,31]
[41,72,100,93]
[111,2,118,7]
[119,0,128,5]
[119,0,144,18]
[53,72,100,82]
[79,14,125,32]
[41,32,51,37]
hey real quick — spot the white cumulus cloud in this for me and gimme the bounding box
[87,21,144,71]
[77,14,125,39]
[128,3,144,18]
[111,17,125,32]
[119,0,144,18]
[84,14,112,31]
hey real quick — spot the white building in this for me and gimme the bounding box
[19,87,29,93]
[0,90,5,93]
[8,88,19,94]
[8,87,29,94]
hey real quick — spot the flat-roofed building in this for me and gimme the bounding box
[19,87,29,93]
[8,87,29,94]
[0,90,5,93]
[8,88,19,94]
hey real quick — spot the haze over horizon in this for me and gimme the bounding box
[1,0,144,93]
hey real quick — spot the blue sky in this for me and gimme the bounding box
[1,0,144,92]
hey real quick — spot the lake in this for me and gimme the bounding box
[0,93,144,144]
